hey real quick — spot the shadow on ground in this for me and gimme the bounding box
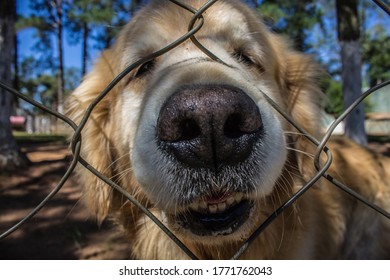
[0,142,129,260]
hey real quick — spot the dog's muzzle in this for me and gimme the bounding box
[156,85,262,236]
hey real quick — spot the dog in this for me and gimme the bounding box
[66,0,390,259]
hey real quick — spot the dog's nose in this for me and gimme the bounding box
[156,85,262,171]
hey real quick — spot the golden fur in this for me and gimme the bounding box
[67,0,390,259]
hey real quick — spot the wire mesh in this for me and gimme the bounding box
[0,0,390,260]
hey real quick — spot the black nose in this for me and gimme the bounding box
[156,85,262,171]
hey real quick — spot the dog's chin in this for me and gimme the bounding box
[166,192,260,242]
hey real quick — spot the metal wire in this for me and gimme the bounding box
[1,0,389,260]
[373,0,390,15]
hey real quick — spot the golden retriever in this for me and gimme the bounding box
[67,0,390,259]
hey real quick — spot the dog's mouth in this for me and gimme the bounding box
[175,192,253,236]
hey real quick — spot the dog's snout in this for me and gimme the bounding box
[156,86,262,170]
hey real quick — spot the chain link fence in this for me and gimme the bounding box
[1,0,390,260]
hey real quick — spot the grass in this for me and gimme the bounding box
[368,135,390,143]
[13,131,69,144]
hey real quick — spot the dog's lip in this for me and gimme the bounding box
[175,191,252,236]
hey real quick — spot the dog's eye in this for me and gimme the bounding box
[232,51,255,66]
[232,50,265,73]
[135,59,155,77]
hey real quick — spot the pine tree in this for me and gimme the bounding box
[26,0,67,114]
[259,0,324,52]
[0,0,29,171]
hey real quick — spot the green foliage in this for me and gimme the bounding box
[66,0,117,45]
[17,14,56,70]
[258,0,324,51]
[322,78,343,116]
[18,56,80,111]
[322,78,374,117]
[90,1,133,50]
[13,131,68,144]
[362,24,390,87]
[20,0,65,70]
[64,67,81,92]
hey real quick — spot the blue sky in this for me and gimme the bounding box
[17,0,92,71]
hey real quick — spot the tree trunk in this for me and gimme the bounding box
[340,41,367,145]
[295,0,306,52]
[0,0,29,171]
[82,22,89,76]
[56,0,65,114]
[336,0,367,146]
[13,3,19,92]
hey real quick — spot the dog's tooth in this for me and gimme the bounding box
[217,202,226,212]
[209,204,218,214]
[235,193,243,203]
[226,196,235,206]
[199,201,208,210]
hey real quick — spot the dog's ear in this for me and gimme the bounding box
[270,35,324,179]
[66,49,118,223]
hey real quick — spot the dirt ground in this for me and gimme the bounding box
[0,139,389,260]
[0,142,130,260]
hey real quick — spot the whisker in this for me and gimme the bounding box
[285,147,314,159]
[103,152,132,174]
[283,131,311,136]
[111,167,134,183]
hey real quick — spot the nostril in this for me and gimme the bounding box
[224,113,245,139]
[157,114,201,142]
[224,112,262,139]
[179,119,201,141]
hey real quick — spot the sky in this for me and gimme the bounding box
[17,0,92,71]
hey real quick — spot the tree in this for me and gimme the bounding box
[363,32,390,87]
[361,2,390,87]
[0,0,29,171]
[67,0,117,75]
[259,0,324,52]
[18,56,81,112]
[27,0,67,114]
[55,0,65,114]
[336,0,367,146]
[92,1,132,51]
[66,0,145,73]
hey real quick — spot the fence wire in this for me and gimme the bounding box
[1,0,390,260]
